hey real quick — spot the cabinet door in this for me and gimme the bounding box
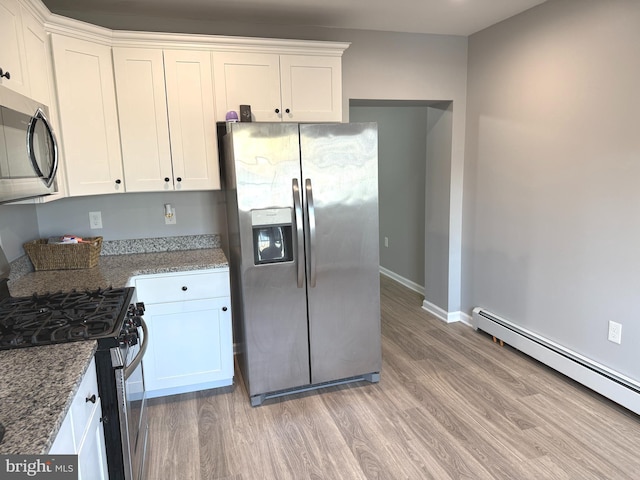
[212,52,281,121]
[77,397,109,480]
[164,50,220,190]
[113,47,173,192]
[142,297,233,393]
[51,34,124,196]
[0,0,29,95]
[20,6,50,105]
[279,55,342,122]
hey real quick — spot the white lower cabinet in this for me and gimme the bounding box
[133,269,233,398]
[49,358,108,480]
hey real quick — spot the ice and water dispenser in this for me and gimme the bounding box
[251,208,294,265]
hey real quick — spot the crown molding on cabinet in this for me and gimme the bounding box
[44,12,115,45]
[111,32,350,57]
[27,0,349,55]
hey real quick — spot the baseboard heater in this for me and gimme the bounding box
[472,307,640,415]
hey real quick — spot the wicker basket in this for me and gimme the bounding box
[23,237,103,271]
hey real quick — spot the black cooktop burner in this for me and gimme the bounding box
[0,287,134,350]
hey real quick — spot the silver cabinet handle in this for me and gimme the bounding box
[305,179,317,288]
[292,178,304,288]
[27,107,59,188]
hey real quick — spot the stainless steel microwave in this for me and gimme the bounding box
[0,85,59,204]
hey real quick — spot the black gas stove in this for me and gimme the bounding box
[0,286,136,350]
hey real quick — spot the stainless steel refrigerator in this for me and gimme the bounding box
[220,122,381,406]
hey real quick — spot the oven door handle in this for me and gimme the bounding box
[124,318,148,380]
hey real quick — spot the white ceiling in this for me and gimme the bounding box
[42,0,548,36]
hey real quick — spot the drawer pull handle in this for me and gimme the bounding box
[181,286,188,291]
[86,394,96,404]
[222,307,228,312]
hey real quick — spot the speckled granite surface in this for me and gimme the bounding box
[0,342,97,455]
[8,255,33,282]
[9,248,228,296]
[101,234,220,256]
[0,244,228,455]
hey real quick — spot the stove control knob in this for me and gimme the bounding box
[125,333,138,346]
[128,303,145,316]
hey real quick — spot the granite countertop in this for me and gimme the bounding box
[8,247,229,297]
[0,241,228,455]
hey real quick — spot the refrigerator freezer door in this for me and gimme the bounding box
[300,123,382,384]
[229,122,311,396]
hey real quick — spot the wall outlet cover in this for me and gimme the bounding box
[89,211,103,229]
[608,320,622,344]
[165,207,176,225]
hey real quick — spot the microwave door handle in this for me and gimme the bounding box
[305,178,317,288]
[27,108,59,188]
[292,178,304,288]
[124,318,149,380]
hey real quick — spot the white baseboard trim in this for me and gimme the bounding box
[379,266,424,294]
[459,312,473,327]
[421,299,464,324]
[379,266,471,326]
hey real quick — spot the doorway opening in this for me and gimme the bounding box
[349,99,453,312]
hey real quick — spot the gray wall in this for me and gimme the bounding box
[0,204,39,261]
[35,191,226,241]
[463,0,640,381]
[350,104,427,288]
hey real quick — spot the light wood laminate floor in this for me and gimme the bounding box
[145,275,640,479]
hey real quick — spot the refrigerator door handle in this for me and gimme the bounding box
[292,178,305,288]
[305,178,317,288]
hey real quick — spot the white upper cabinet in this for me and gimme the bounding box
[164,50,219,191]
[213,52,343,122]
[51,34,124,196]
[41,14,346,197]
[19,3,50,105]
[112,47,172,192]
[279,55,342,122]
[0,0,30,95]
[113,47,220,192]
[213,52,282,122]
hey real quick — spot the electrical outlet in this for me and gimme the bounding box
[608,321,622,344]
[89,211,102,229]
[165,207,176,225]
[384,237,389,248]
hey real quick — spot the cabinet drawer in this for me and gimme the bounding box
[134,270,230,304]
[70,358,100,446]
